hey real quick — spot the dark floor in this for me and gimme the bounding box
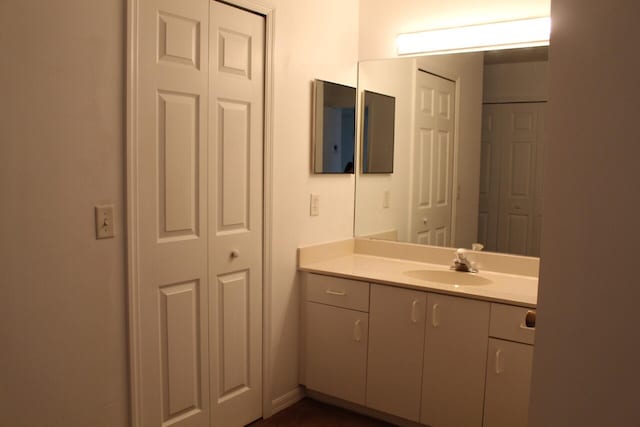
[248,399,395,427]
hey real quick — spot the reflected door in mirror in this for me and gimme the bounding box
[478,102,546,256]
[411,71,456,246]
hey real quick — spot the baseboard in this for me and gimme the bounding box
[270,386,305,415]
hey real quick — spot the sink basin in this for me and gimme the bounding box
[403,269,493,286]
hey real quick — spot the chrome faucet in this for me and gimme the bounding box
[450,248,478,273]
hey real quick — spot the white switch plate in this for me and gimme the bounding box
[95,205,115,239]
[383,190,391,208]
[310,194,320,216]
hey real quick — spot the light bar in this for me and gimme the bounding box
[396,17,550,56]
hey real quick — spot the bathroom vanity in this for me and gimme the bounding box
[298,238,538,427]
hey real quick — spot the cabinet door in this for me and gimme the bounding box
[483,338,533,427]
[366,284,427,422]
[304,302,368,405]
[421,294,490,427]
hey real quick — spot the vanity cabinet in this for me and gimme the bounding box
[421,293,491,427]
[483,304,535,427]
[303,274,370,405]
[301,272,535,427]
[366,284,426,421]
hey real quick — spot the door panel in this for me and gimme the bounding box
[411,71,455,245]
[366,285,426,422]
[139,0,210,426]
[483,339,534,427]
[160,281,202,420]
[209,2,265,426]
[421,294,490,427]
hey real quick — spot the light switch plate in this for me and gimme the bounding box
[383,190,391,208]
[310,194,320,216]
[95,205,115,239]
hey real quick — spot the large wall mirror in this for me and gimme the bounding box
[354,47,548,256]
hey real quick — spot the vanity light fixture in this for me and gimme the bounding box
[396,16,550,56]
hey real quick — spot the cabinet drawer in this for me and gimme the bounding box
[490,304,535,345]
[306,274,370,312]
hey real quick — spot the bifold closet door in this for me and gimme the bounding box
[208,1,265,426]
[137,0,265,426]
[139,0,211,425]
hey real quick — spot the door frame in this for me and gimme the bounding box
[125,0,276,425]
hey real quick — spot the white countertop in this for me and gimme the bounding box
[299,252,538,308]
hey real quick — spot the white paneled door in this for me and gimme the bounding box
[411,70,456,246]
[137,0,264,426]
[209,2,264,426]
[478,103,546,256]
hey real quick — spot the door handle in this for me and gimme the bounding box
[431,303,440,327]
[411,300,419,323]
[353,319,362,342]
[495,349,503,374]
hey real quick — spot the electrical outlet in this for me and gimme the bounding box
[95,205,115,239]
[383,190,391,208]
[310,194,320,216]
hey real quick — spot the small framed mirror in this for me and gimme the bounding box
[312,80,356,174]
[362,90,395,174]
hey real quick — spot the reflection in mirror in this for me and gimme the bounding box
[312,80,356,174]
[354,47,548,256]
[362,90,396,173]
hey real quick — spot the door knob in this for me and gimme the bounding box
[230,249,240,259]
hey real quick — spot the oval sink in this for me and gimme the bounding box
[403,269,493,286]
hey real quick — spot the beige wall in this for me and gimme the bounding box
[355,58,416,241]
[268,0,360,405]
[359,0,551,60]
[483,61,548,103]
[0,0,359,424]
[529,1,640,425]
[0,1,129,426]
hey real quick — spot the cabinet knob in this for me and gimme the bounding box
[353,319,362,342]
[230,249,240,259]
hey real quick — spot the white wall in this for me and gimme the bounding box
[528,1,640,425]
[0,1,129,426]
[483,61,548,102]
[355,58,416,241]
[268,0,359,406]
[359,0,551,60]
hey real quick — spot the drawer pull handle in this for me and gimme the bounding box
[325,289,346,296]
[431,303,440,327]
[411,300,419,323]
[495,349,503,374]
[353,319,362,342]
